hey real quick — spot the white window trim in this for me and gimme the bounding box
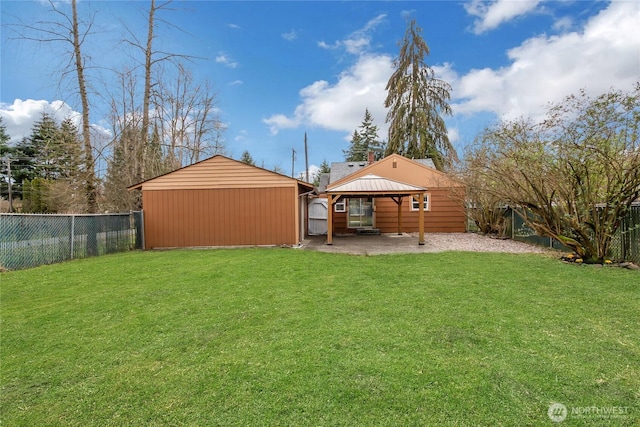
[334,198,346,212]
[410,193,430,212]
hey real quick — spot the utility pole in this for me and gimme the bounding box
[304,132,309,183]
[7,157,12,213]
[2,156,13,213]
[291,148,296,178]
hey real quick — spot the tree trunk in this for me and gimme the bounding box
[72,0,97,214]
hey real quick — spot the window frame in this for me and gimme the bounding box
[334,198,346,212]
[410,193,430,212]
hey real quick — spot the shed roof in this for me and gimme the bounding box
[327,174,426,195]
[128,155,314,191]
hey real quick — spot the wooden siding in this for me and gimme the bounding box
[143,187,298,248]
[329,155,463,189]
[136,155,304,191]
[332,190,466,234]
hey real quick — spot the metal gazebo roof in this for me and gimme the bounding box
[327,174,426,195]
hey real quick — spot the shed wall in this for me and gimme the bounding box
[143,187,298,248]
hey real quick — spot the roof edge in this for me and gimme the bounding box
[127,154,314,191]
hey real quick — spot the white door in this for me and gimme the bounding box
[308,198,328,235]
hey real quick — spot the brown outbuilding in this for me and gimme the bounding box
[128,155,313,249]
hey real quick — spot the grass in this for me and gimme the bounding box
[1,249,638,426]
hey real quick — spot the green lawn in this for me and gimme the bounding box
[1,249,638,426]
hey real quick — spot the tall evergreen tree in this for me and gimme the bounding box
[384,18,456,170]
[343,129,366,161]
[45,117,86,212]
[344,109,384,161]
[240,150,256,166]
[29,112,61,179]
[57,117,84,180]
[358,109,384,159]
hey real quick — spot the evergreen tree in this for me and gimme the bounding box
[57,118,83,179]
[384,18,456,170]
[344,109,384,161]
[343,130,366,161]
[146,124,168,178]
[104,124,141,211]
[45,117,86,212]
[11,137,36,199]
[23,177,51,213]
[29,112,62,179]
[358,109,384,160]
[313,159,331,186]
[0,117,14,202]
[0,116,10,155]
[240,150,256,166]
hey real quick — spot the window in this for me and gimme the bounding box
[334,199,346,212]
[411,194,430,211]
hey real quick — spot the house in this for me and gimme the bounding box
[128,155,313,249]
[324,154,466,244]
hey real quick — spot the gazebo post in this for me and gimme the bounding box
[327,194,334,245]
[397,196,403,235]
[418,192,425,245]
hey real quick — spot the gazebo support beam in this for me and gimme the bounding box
[327,194,335,245]
[418,192,425,245]
[397,196,403,235]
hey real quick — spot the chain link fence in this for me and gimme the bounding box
[0,212,143,271]
[505,204,640,263]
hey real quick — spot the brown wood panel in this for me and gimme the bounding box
[142,187,298,248]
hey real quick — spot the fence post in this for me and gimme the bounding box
[70,214,75,259]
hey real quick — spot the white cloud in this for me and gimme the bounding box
[216,53,239,68]
[263,114,300,136]
[452,1,640,121]
[465,0,542,34]
[228,80,243,86]
[448,127,460,144]
[263,54,393,136]
[318,13,387,55]
[1,99,80,143]
[297,164,320,182]
[552,16,573,32]
[282,29,298,41]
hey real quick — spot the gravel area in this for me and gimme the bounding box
[301,232,556,255]
[413,232,552,253]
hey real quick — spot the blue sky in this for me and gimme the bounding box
[1,0,639,178]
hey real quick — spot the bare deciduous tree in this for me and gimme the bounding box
[464,85,640,262]
[154,64,224,169]
[10,0,99,212]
